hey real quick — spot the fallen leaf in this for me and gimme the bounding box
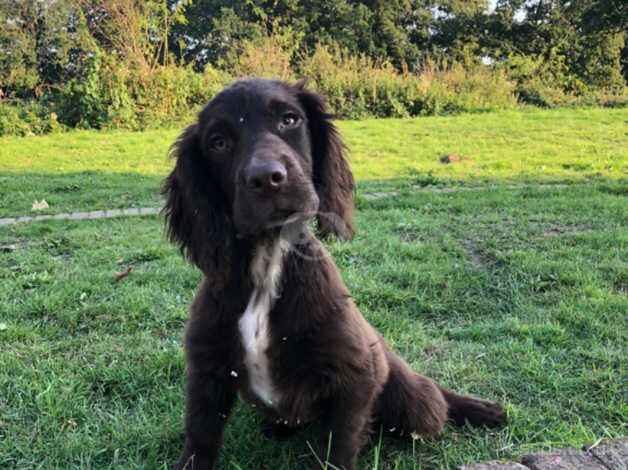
[0,323,7,331]
[115,258,124,265]
[114,266,133,282]
[31,199,49,211]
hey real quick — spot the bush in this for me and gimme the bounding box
[51,51,232,132]
[299,44,421,119]
[1,38,623,136]
[226,34,297,81]
[0,101,64,136]
[498,54,570,107]
[52,51,130,129]
[418,60,517,114]
[299,45,517,118]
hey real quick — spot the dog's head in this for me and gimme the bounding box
[162,79,355,274]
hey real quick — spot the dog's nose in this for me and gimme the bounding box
[244,160,287,193]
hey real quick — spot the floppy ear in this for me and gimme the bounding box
[161,124,235,286]
[297,87,356,240]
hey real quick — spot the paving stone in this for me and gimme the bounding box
[0,218,17,226]
[522,449,606,469]
[585,438,628,470]
[458,461,528,469]
[139,207,160,215]
[363,191,397,200]
[0,207,163,225]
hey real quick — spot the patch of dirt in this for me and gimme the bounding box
[464,241,491,269]
[541,222,590,238]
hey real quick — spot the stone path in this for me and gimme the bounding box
[0,207,161,227]
[460,438,627,470]
[363,183,569,200]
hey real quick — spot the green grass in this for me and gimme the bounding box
[0,107,626,469]
[0,107,626,217]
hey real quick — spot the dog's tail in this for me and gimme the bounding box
[374,348,506,436]
[438,386,507,428]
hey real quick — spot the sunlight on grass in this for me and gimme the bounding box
[0,108,626,468]
[1,107,626,181]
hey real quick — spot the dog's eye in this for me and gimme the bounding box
[280,112,299,129]
[209,134,227,151]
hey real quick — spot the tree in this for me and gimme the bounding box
[0,0,94,98]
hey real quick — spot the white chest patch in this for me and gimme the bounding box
[238,240,286,408]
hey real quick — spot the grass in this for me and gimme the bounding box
[0,107,626,217]
[0,107,626,469]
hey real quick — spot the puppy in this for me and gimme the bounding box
[162,79,506,470]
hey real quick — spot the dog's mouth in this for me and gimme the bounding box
[232,183,320,239]
[234,203,319,240]
[267,209,317,227]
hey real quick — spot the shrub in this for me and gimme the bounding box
[51,51,232,131]
[226,34,297,81]
[53,51,127,129]
[418,60,517,114]
[1,36,623,136]
[129,63,231,128]
[0,101,64,136]
[498,54,569,107]
[299,44,420,118]
[299,45,517,118]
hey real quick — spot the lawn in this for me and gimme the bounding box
[0,107,626,217]
[0,107,626,469]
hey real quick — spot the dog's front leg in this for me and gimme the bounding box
[172,372,237,470]
[315,394,375,470]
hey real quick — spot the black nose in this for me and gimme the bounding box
[244,160,287,193]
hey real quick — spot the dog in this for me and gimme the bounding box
[162,79,506,470]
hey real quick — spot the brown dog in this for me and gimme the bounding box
[162,79,506,470]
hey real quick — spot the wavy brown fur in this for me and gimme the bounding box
[162,80,506,470]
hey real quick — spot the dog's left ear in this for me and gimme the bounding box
[297,86,356,240]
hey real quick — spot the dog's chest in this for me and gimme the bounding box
[238,241,285,408]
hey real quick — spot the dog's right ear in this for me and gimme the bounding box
[161,124,234,282]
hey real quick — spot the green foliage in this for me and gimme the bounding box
[299,44,417,118]
[53,51,123,129]
[499,54,569,107]
[300,45,517,118]
[0,0,625,135]
[0,0,95,98]
[0,101,64,137]
[49,51,231,131]
[224,30,300,80]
